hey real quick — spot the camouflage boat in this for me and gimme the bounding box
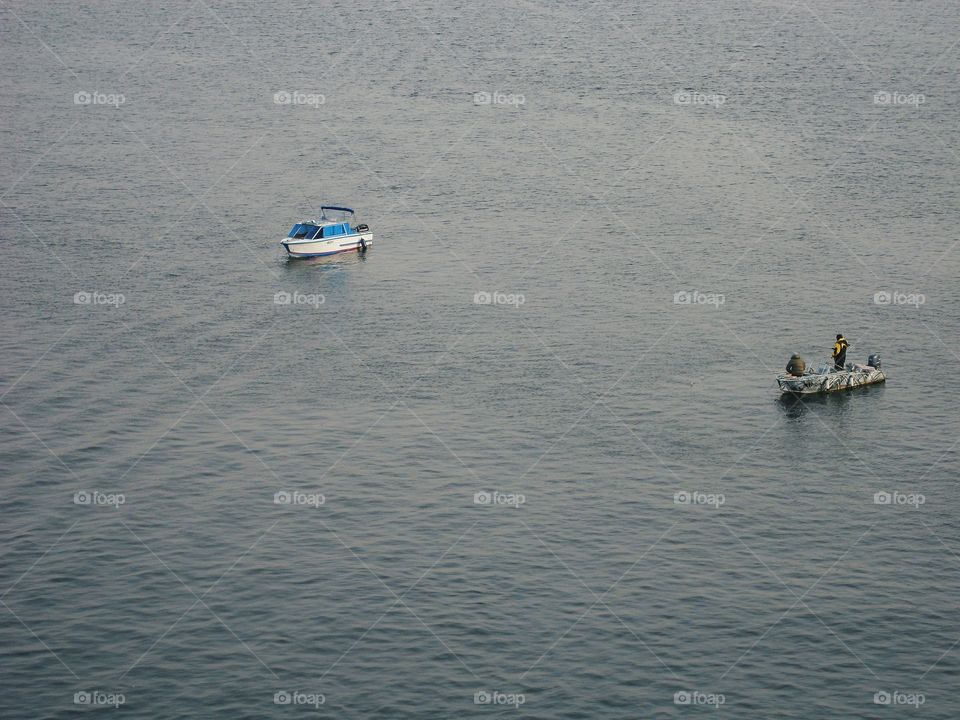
[777,354,885,395]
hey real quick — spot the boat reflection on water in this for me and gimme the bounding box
[776,384,885,421]
[286,249,369,268]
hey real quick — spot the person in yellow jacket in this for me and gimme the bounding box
[833,334,849,369]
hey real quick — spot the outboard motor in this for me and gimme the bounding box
[868,353,881,370]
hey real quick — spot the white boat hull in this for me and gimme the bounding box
[282,232,373,258]
[777,366,886,394]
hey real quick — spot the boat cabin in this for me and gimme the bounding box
[287,221,352,241]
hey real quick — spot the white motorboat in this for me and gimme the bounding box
[281,206,373,258]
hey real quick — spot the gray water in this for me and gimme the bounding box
[2,1,959,717]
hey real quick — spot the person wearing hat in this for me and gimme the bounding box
[832,334,849,370]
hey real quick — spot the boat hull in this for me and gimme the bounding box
[777,367,886,395]
[282,233,373,258]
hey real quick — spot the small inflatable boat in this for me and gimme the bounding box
[777,354,885,395]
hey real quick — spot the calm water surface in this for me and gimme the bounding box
[1,1,959,717]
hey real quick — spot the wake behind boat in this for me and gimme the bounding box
[776,352,886,395]
[282,206,373,258]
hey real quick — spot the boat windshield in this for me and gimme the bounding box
[288,224,320,239]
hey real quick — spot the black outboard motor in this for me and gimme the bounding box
[868,353,881,370]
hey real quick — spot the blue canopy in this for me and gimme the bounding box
[320,206,355,216]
